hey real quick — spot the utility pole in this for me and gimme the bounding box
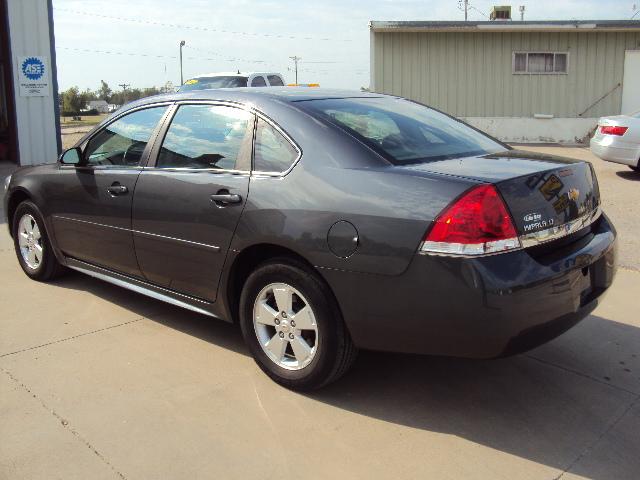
[118,83,130,104]
[519,5,526,21]
[464,0,468,21]
[179,40,186,85]
[289,56,301,84]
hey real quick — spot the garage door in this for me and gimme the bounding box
[621,50,640,115]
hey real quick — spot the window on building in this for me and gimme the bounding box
[513,52,568,74]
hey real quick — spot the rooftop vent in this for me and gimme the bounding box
[490,5,512,21]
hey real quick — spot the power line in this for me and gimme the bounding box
[58,46,175,59]
[457,0,488,19]
[53,7,354,43]
[185,46,268,65]
[58,46,367,71]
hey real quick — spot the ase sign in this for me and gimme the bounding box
[18,56,50,97]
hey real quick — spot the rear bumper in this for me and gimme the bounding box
[321,213,617,358]
[590,136,640,167]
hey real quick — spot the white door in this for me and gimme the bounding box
[621,50,640,115]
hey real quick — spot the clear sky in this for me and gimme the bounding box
[53,0,639,92]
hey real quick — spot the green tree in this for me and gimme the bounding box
[97,80,112,102]
[61,86,82,114]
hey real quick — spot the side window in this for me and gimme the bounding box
[253,118,299,173]
[84,106,167,166]
[156,104,252,170]
[267,75,284,86]
[251,76,267,87]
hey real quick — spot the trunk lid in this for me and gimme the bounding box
[400,149,600,237]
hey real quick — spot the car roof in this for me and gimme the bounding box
[188,72,284,78]
[125,87,387,109]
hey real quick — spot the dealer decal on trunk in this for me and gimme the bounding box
[523,212,555,232]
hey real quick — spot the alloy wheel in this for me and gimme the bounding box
[253,282,318,370]
[17,214,43,270]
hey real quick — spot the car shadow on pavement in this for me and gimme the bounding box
[615,170,640,181]
[52,270,248,356]
[53,271,639,479]
[309,315,640,479]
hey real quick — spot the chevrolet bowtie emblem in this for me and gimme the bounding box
[568,188,579,201]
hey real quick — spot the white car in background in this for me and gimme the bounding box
[590,112,640,172]
[178,72,286,92]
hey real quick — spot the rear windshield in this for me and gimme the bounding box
[178,76,248,92]
[300,97,506,164]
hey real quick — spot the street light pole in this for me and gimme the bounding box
[179,40,186,85]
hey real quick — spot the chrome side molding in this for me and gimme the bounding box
[66,261,217,318]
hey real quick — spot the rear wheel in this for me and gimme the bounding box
[12,201,66,281]
[239,258,357,390]
[629,164,640,172]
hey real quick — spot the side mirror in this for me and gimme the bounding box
[60,147,82,165]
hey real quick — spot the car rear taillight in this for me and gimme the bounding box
[420,184,521,256]
[600,125,628,136]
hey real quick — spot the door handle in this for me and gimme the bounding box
[107,183,128,196]
[210,192,242,206]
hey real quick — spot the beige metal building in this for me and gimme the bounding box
[370,20,640,143]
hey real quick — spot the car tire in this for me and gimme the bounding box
[629,164,640,173]
[12,201,66,281]
[239,258,357,390]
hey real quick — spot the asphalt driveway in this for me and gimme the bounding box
[1,147,639,479]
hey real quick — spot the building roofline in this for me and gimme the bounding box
[369,20,640,33]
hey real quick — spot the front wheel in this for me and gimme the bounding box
[12,201,66,281]
[239,259,357,390]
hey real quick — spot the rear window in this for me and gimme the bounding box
[267,75,284,86]
[300,97,506,164]
[178,76,248,92]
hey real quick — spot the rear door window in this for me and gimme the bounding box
[251,76,267,87]
[83,106,167,167]
[267,75,284,86]
[253,118,299,173]
[156,104,253,170]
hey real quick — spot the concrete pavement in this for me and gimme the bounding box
[1,147,639,479]
[1,248,639,479]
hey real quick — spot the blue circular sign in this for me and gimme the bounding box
[21,57,45,81]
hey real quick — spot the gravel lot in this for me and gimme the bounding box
[0,146,638,479]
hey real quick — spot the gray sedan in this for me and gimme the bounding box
[4,88,616,390]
